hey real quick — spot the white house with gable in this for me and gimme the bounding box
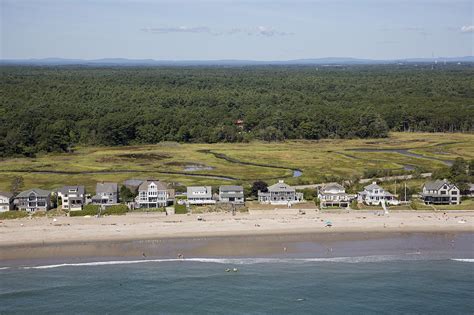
[357,181,399,206]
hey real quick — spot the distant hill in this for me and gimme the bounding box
[1,56,473,66]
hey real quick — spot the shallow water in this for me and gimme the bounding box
[1,256,473,314]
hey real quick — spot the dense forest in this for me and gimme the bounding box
[1,64,473,157]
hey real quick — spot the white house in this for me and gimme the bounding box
[0,192,14,212]
[187,186,216,205]
[219,185,244,204]
[421,179,460,205]
[357,182,399,206]
[258,180,304,205]
[136,180,174,208]
[57,186,86,211]
[318,183,356,208]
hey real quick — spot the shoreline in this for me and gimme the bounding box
[1,231,472,267]
[1,210,473,264]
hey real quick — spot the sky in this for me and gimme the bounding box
[1,0,473,60]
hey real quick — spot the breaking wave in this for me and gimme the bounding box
[11,254,446,270]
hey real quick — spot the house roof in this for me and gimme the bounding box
[423,179,456,191]
[219,185,243,193]
[187,186,212,198]
[364,182,383,191]
[268,180,295,192]
[96,182,118,193]
[16,188,51,198]
[0,191,14,199]
[138,180,168,191]
[321,183,345,193]
[59,185,85,195]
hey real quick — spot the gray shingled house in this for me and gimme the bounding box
[421,179,460,205]
[92,182,119,205]
[258,180,303,205]
[219,185,244,204]
[15,188,51,212]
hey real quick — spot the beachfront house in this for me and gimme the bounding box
[92,182,119,205]
[421,179,460,205]
[258,180,304,205]
[15,188,51,212]
[219,185,244,204]
[57,186,86,211]
[136,180,175,208]
[0,192,14,212]
[187,186,216,205]
[318,183,356,208]
[357,182,399,206]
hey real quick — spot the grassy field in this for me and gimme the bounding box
[0,132,473,193]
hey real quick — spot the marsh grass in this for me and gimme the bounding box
[0,132,472,192]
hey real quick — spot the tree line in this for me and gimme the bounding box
[1,64,473,157]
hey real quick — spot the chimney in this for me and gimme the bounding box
[278,180,284,183]
[372,181,377,185]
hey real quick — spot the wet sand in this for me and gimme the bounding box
[0,210,472,265]
[1,231,473,267]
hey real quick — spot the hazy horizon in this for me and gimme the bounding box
[1,0,473,61]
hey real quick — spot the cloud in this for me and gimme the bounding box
[460,25,474,33]
[141,26,294,37]
[254,26,294,36]
[141,26,211,34]
[221,26,294,36]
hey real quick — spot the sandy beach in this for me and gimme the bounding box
[1,209,472,247]
[0,209,473,265]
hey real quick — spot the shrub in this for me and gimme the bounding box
[69,204,99,217]
[300,188,316,201]
[174,204,187,214]
[103,204,128,215]
[350,200,359,210]
[0,211,28,220]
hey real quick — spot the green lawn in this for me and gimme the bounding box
[431,199,474,210]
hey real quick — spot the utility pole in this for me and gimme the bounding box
[404,182,407,203]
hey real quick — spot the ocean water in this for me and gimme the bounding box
[1,256,473,314]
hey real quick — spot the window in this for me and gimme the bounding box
[440,191,446,195]
[451,190,458,195]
